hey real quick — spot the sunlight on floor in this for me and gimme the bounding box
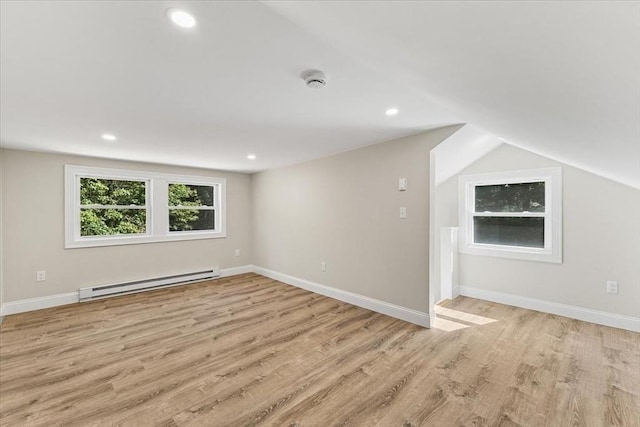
[431,316,469,331]
[431,305,499,331]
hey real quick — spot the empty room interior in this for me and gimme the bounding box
[0,1,639,426]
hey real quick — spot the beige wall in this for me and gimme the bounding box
[0,149,253,302]
[252,127,459,313]
[438,144,640,317]
[5,138,635,320]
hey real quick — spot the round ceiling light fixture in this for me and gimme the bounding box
[301,69,327,89]
[247,154,256,160]
[385,108,399,116]
[101,133,117,141]
[167,9,196,29]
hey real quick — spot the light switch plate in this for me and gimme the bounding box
[399,177,408,191]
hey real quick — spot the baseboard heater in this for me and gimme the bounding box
[78,268,221,301]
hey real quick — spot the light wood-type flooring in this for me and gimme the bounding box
[0,273,638,426]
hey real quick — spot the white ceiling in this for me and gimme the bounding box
[1,1,638,187]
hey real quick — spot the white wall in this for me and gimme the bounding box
[0,150,4,314]
[429,124,501,305]
[252,127,459,314]
[431,175,457,305]
[0,149,253,303]
[431,124,502,186]
[436,144,640,318]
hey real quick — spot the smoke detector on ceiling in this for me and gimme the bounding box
[301,70,327,89]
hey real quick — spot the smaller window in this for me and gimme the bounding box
[168,183,216,232]
[458,168,562,263]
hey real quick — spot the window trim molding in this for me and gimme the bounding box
[458,167,562,263]
[167,179,218,235]
[65,165,227,249]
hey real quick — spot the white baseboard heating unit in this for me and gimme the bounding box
[78,268,221,301]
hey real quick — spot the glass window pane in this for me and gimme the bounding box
[168,184,214,207]
[169,209,215,232]
[475,182,545,213]
[80,178,146,206]
[473,217,544,248]
[80,209,147,236]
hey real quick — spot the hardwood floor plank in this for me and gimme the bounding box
[1,273,638,427]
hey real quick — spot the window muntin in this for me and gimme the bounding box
[458,168,562,263]
[65,166,226,248]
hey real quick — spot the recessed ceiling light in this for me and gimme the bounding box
[247,154,256,160]
[101,133,117,141]
[385,108,399,116]
[167,9,196,29]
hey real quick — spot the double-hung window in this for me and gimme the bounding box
[79,177,149,237]
[65,166,226,248]
[458,167,562,263]
[168,183,216,232]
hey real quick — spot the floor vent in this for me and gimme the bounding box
[78,269,221,301]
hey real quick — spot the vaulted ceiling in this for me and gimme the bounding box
[1,1,638,187]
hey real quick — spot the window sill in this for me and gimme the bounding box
[460,243,562,263]
[65,231,227,249]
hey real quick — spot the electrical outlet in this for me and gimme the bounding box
[235,249,241,257]
[36,270,46,282]
[321,262,326,272]
[606,280,618,294]
[399,207,407,219]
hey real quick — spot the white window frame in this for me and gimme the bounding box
[167,180,217,235]
[65,165,226,248]
[458,167,562,263]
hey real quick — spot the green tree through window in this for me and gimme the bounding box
[67,166,227,248]
[168,184,215,232]
[80,178,147,236]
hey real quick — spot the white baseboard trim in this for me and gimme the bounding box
[459,285,640,333]
[252,266,431,328]
[220,265,253,277]
[452,285,460,298]
[0,265,254,317]
[0,292,79,316]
